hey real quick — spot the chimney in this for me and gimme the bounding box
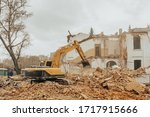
[119,28,122,35]
[100,32,104,36]
[115,32,118,36]
[128,25,131,32]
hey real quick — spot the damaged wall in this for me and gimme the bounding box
[62,32,122,72]
[126,27,150,72]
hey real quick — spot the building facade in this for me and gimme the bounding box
[62,31,126,72]
[62,26,150,72]
[126,27,150,71]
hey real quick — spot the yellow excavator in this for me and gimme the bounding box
[23,40,90,81]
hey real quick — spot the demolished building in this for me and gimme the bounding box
[65,32,123,68]
[62,26,150,72]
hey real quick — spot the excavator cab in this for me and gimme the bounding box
[40,61,52,67]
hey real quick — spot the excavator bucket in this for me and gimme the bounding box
[81,60,91,67]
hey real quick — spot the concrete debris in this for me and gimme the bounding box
[0,67,150,100]
[80,93,88,99]
[78,67,147,93]
[125,82,145,94]
[0,78,17,88]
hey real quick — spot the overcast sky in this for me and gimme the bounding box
[1,0,150,59]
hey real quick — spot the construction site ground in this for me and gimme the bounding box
[0,67,150,100]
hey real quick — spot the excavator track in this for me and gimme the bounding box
[30,78,69,85]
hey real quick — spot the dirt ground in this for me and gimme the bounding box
[0,67,150,100]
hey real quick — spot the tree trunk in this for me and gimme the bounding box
[12,58,21,74]
[0,35,21,74]
[10,51,21,74]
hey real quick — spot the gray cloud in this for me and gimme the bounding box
[1,0,150,58]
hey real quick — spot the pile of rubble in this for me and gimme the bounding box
[66,67,150,99]
[78,67,147,94]
[0,67,150,100]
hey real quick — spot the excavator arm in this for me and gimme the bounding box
[51,40,90,68]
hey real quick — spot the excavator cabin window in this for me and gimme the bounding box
[46,61,52,67]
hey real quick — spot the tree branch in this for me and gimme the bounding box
[0,34,10,52]
[0,21,8,32]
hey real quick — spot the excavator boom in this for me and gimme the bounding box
[51,40,90,68]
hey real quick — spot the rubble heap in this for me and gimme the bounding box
[71,67,147,94]
[0,67,150,100]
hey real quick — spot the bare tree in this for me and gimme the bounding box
[0,0,31,74]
